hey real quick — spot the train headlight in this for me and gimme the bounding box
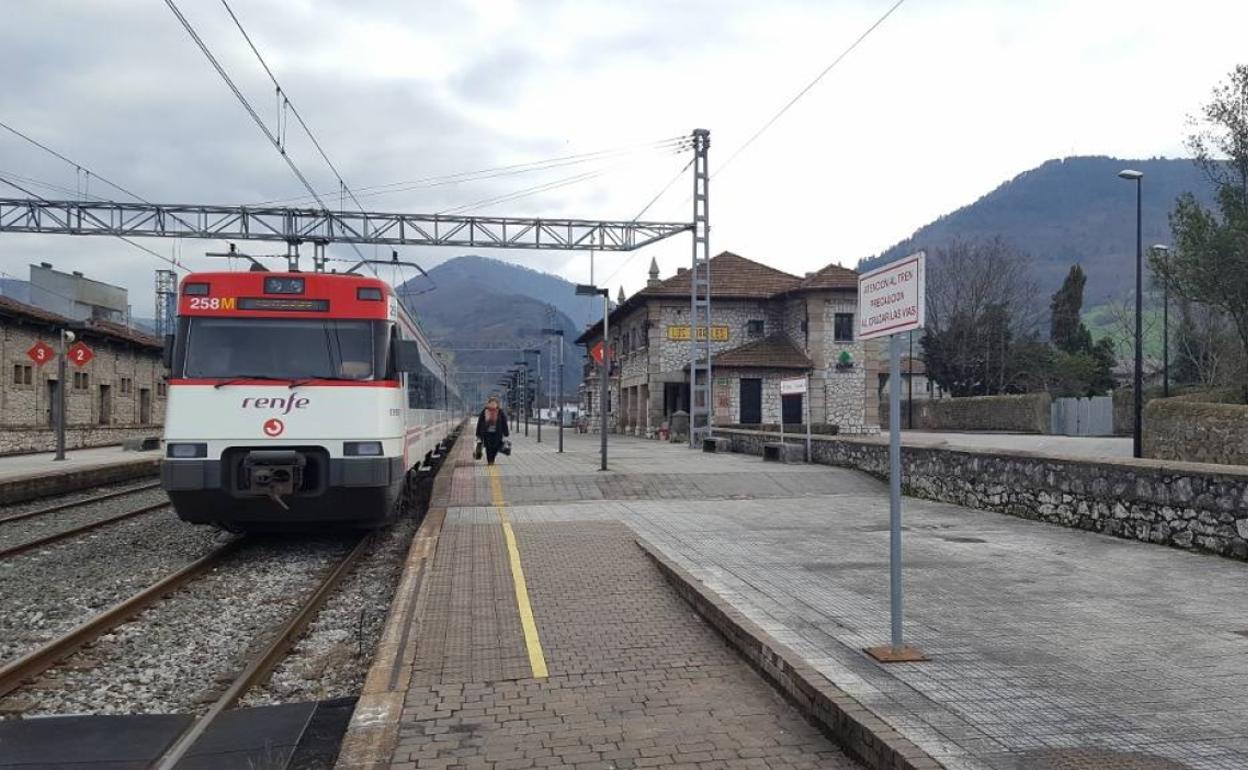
[167,443,207,458]
[344,441,383,457]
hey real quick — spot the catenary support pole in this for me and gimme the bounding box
[557,335,564,453]
[600,293,609,471]
[805,374,812,463]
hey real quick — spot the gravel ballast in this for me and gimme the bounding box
[0,510,220,667]
[0,486,171,553]
[16,535,355,716]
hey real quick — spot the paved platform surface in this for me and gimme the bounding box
[479,432,1248,770]
[388,440,861,769]
[0,444,159,482]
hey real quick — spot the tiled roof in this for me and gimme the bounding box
[707,334,812,370]
[643,251,801,299]
[575,251,801,344]
[792,262,858,291]
[0,295,163,350]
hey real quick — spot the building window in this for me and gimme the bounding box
[157,381,167,397]
[13,364,31,385]
[834,313,854,342]
[746,319,765,338]
[73,371,89,390]
[120,377,133,395]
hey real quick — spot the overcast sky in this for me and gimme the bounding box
[2,0,1245,316]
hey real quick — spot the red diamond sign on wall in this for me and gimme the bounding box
[26,341,54,366]
[67,341,94,367]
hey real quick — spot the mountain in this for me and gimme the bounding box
[860,156,1218,304]
[420,255,600,329]
[401,256,584,406]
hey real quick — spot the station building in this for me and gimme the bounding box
[0,295,166,454]
[575,252,879,436]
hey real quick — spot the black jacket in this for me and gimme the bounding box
[475,408,510,443]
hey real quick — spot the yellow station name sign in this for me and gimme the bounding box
[666,325,730,342]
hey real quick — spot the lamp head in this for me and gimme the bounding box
[575,283,607,297]
[1118,169,1143,181]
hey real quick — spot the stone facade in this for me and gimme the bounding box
[0,298,166,454]
[577,253,877,438]
[720,428,1248,561]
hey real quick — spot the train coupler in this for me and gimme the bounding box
[241,450,307,510]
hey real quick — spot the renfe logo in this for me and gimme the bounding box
[241,393,310,415]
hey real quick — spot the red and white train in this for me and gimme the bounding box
[160,268,460,530]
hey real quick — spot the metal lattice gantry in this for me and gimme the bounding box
[153,269,177,337]
[0,199,692,252]
[688,128,712,447]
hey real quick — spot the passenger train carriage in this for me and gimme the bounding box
[160,269,459,530]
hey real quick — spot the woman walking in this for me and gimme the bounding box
[475,397,510,465]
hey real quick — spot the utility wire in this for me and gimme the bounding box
[254,135,690,208]
[714,0,907,179]
[0,121,148,203]
[599,155,697,288]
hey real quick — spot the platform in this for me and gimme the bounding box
[0,445,161,504]
[343,431,1248,770]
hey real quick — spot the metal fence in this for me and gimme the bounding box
[1050,396,1114,436]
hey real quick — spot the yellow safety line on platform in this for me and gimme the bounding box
[487,464,548,679]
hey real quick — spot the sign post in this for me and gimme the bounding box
[780,377,808,459]
[857,252,928,663]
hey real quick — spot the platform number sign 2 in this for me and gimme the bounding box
[26,341,54,366]
[67,341,94,367]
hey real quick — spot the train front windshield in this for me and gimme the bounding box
[180,317,391,380]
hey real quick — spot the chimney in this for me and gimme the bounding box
[72,271,84,277]
[804,272,815,278]
[40,262,52,269]
[677,267,689,276]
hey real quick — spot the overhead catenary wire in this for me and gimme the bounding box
[0,121,149,204]
[599,155,697,288]
[252,135,691,208]
[713,0,907,180]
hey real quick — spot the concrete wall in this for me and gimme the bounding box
[1145,390,1248,466]
[719,428,1248,561]
[879,393,1050,433]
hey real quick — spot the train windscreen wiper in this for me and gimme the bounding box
[212,375,297,389]
[287,376,366,389]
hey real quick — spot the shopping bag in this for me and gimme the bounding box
[473,440,483,460]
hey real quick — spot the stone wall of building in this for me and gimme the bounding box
[0,321,165,432]
[712,368,806,425]
[879,393,1050,433]
[1145,392,1248,466]
[719,427,1248,561]
[0,425,159,456]
[819,294,870,433]
[653,299,774,373]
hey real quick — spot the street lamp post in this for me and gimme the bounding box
[1119,168,1144,458]
[541,328,566,453]
[512,360,530,436]
[576,284,610,471]
[1153,244,1171,398]
[525,348,543,444]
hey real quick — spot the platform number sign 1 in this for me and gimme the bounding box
[67,341,94,367]
[26,341,54,366]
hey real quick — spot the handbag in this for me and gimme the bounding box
[473,440,483,460]
[501,439,512,456]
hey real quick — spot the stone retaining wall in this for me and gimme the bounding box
[879,393,1050,433]
[0,425,161,456]
[720,428,1248,561]
[1145,394,1248,467]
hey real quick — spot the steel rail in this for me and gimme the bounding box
[0,538,244,698]
[152,535,372,770]
[0,501,170,560]
[0,482,162,526]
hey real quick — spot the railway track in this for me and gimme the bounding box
[0,483,169,560]
[0,538,242,699]
[0,532,370,765]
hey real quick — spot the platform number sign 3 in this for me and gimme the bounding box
[67,341,94,367]
[26,341,53,366]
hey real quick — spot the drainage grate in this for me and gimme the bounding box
[1234,629,1248,638]
[1016,748,1193,769]
[941,535,987,544]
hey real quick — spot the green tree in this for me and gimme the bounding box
[1050,265,1094,353]
[1159,65,1248,362]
